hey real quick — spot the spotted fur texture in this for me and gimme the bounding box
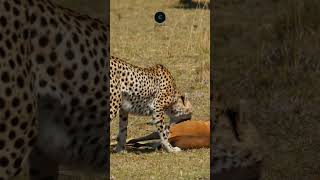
[110,56,192,153]
[0,0,108,179]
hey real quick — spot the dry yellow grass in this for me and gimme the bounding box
[214,0,320,179]
[111,0,210,179]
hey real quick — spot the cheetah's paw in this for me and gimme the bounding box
[172,146,181,152]
[165,146,181,153]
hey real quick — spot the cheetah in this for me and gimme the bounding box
[110,56,192,153]
[0,0,108,179]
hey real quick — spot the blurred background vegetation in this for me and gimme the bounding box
[214,0,320,179]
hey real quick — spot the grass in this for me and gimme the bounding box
[111,149,209,180]
[214,0,320,179]
[110,0,210,179]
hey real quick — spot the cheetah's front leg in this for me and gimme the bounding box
[152,112,181,152]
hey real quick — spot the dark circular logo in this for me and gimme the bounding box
[154,11,166,24]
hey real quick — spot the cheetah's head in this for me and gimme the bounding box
[166,93,192,125]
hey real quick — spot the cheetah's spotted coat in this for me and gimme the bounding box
[110,56,192,153]
[0,0,108,179]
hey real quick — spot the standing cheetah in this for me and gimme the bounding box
[0,0,108,179]
[110,56,192,153]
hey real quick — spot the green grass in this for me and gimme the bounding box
[110,0,210,179]
[214,0,320,179]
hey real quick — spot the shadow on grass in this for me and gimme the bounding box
[174,0,210,9]
[110,143,161,154]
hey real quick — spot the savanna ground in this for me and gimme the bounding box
[214,0,320,180]
[110,0,210,179]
